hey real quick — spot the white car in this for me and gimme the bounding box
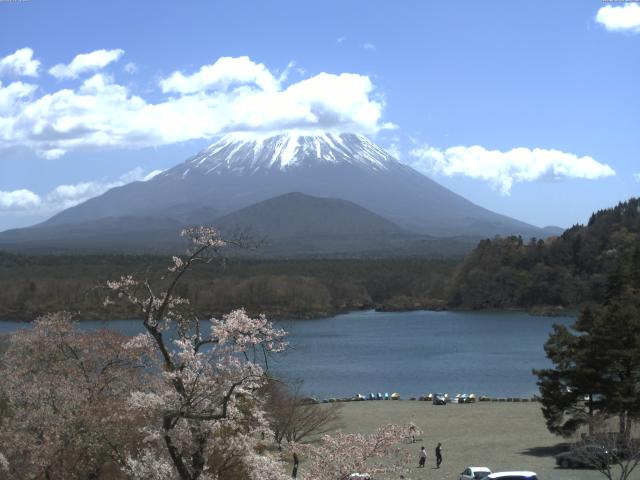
[487,472,537,480]
[460,466,492,480]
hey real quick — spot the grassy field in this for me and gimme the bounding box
[313,400,637,480]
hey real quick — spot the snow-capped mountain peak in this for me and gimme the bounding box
[30,130,552,242]
[167,132,400,178]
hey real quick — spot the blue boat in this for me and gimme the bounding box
[369,393,376,400]
[376,392,383,400]
[384,392,390,400]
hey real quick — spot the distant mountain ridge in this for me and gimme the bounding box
[214,192,406,239]
[0,132,561,255]
[0,216,185,253]
[210,192,462,258]
[0,193,478,257]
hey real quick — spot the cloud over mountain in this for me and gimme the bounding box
[0,167,161,214]
[48,49,125,79]
[409,144,615,194]
[0,49,389,159]
[0,189,41,210]
[160,56,282,94]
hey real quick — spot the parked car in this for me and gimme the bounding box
[433,393,447,405]
[555,444,611,469]
[460,466,492,480]
[458,393,474,403]
[580,434,636,461]
[487,472,537,480]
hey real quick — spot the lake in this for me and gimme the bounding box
[0,309,572,399]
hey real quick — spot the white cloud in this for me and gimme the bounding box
[119,166,164,183]
[0,52,389,158]
[123,62,138,74]
[46,181,112,210]
[142,169,163,181]
[160,56,280,94]
[634,173,640,182]
[0,167,160,213]
[0,48,40,77]
[0,189,41,210]
[595,4,640,33]
[409,144,616,195]
[385,143,402,160]
[49,49,125,79]
[336,36,347,44]
[362,43,377,51]
[0,81,37,112]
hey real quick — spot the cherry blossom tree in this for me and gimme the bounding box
[0,311,153,480]
[0,225,422,480]
[105,226,290,480]
[293,423,419,480]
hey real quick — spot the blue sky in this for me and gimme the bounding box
[0,0,638,231]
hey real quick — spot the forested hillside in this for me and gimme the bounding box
[450,198,640,309]
[0,253,453,320]
[4,198,639,320]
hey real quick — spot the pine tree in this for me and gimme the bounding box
[535,295,640,438]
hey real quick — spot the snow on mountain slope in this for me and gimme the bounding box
[28,131,553,241]
[162,132,397,177]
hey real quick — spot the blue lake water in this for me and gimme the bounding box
[0,309,573,399]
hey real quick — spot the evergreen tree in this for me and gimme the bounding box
[631,245,640,290]
[534,309,601,437]
[451,197,640,309]
[535,295,640,438]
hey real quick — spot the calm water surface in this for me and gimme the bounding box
[0,310,572,398]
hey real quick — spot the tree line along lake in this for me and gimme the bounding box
[0,309,572,399]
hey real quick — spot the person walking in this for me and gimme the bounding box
[435,442,443,468]
[418,446,427,468]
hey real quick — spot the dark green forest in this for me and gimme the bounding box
[0,253,453,320]
[3,197,639,321]
[450,198,640,310]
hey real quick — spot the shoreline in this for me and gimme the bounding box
[0,303,577,323]
[0,304,442,323]
[315,396,539,404]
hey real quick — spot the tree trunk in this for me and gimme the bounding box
[163,415,192,480]
[619,411,630,440]
[588,394,594,436]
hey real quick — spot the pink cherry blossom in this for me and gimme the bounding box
[293,423,420,480]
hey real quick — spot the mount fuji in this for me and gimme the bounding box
[0,132,560,255]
